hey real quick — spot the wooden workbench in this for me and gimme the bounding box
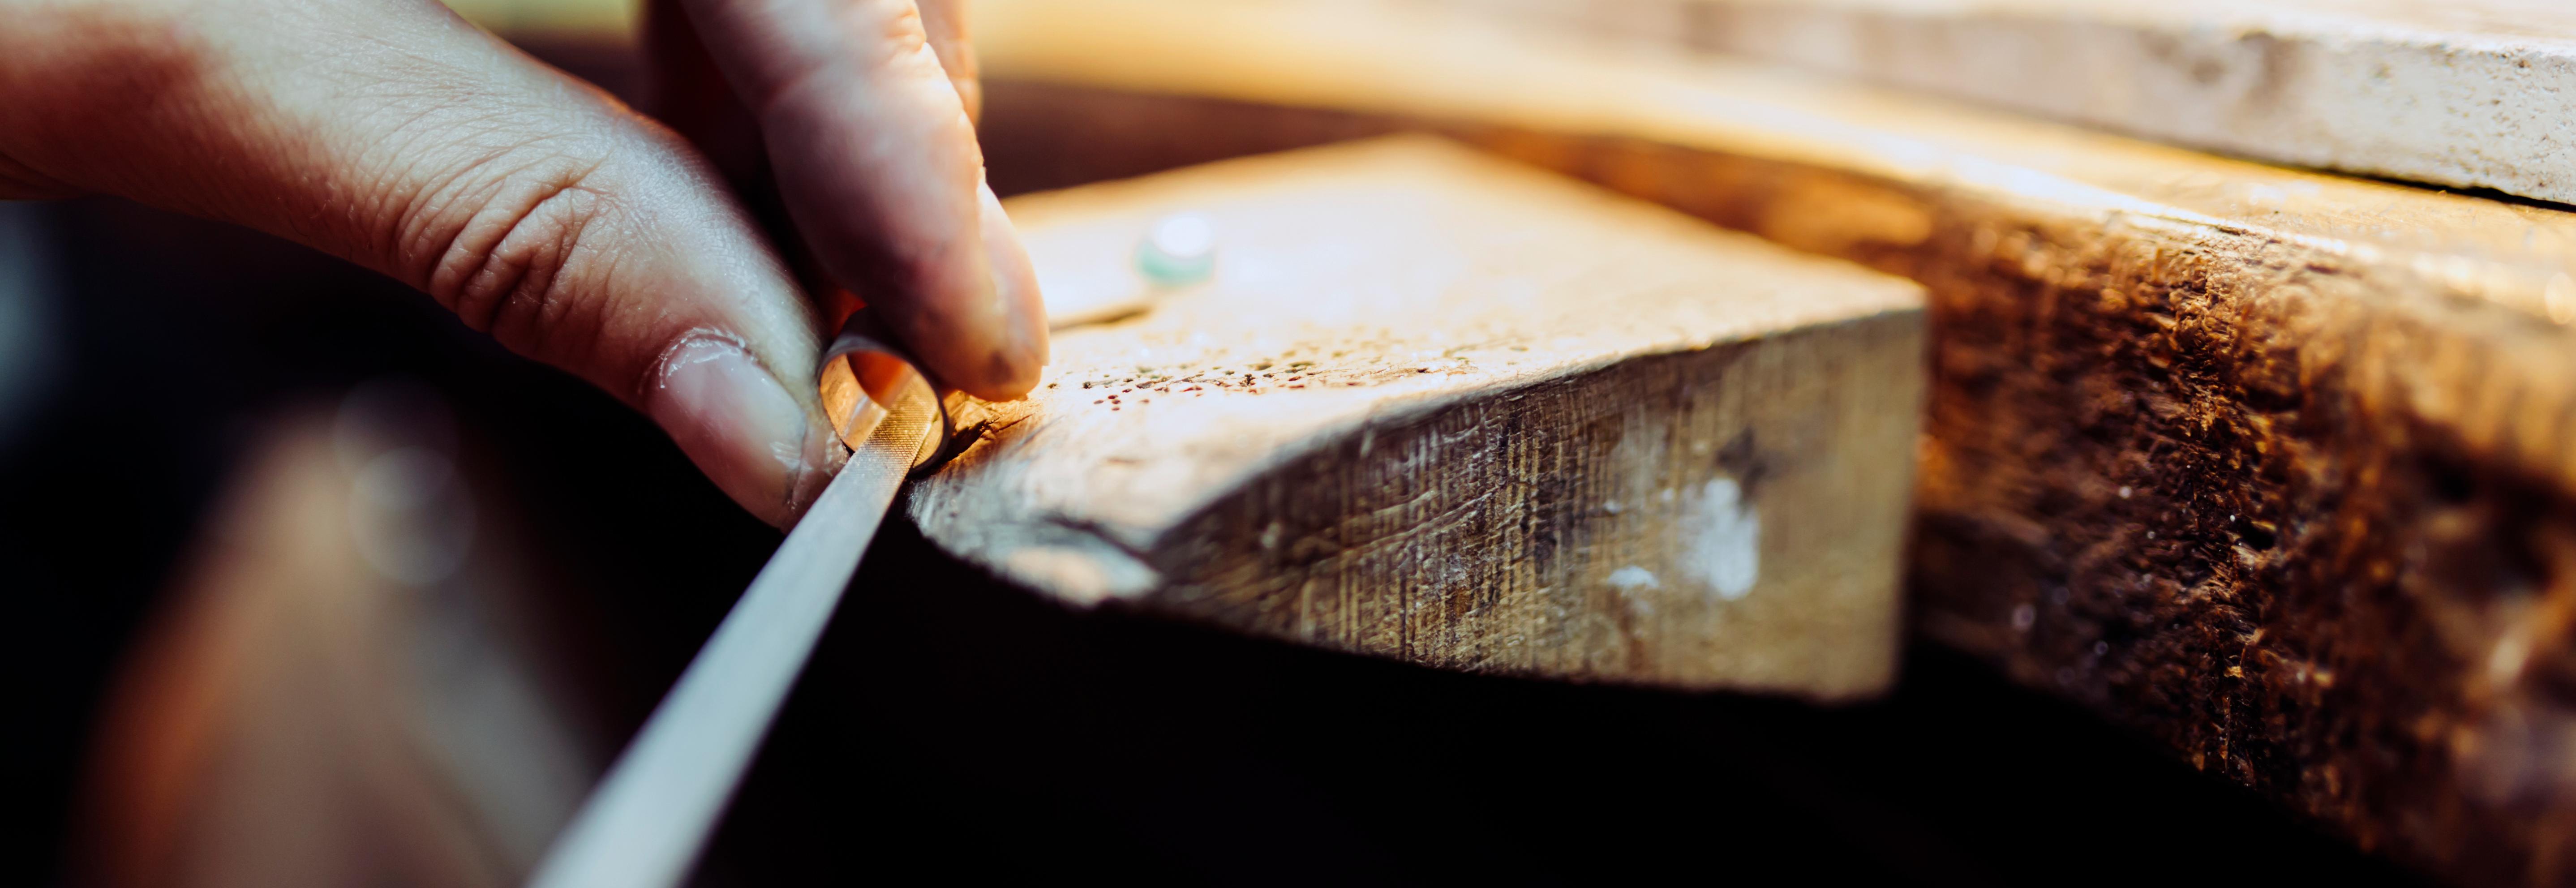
[968,1,2576,884]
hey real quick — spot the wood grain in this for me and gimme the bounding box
[969,1,2576,884]
[1403,0,2576,206]
[920,137,1927,698]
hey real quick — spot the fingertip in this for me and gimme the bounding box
[892,180,1047,402]
[978,180,1048,394]
[930,313,1042,402]
[645,333,842,529]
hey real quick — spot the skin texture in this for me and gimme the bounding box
[0,0,1047,528]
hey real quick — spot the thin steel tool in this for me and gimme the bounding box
[525,315,954,888]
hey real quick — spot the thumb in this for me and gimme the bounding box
[2,0,844,526]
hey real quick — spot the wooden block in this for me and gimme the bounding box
[916,137,1927,698]
[970,2,2576,884]
[1409,0,2576,206]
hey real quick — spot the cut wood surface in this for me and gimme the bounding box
[970,2,2576,885]
[1408,0,2576,206]
[915,137,1927,697]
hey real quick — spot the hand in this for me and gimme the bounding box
[0,0,1048,528]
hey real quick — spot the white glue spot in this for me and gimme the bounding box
[1148,213,1214,260]
[1682,477,1760,600]
[1608,566,1660,591]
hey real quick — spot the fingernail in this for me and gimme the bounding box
[648,334,840,528]
[979,181,1049,380]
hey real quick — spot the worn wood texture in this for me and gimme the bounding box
[915,137,1926,698]
[971,1,2576,884]
[1401,0,2576,206]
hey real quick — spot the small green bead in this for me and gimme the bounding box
[1136,213,1215,286]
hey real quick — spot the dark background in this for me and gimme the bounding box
[0,44,2429,888]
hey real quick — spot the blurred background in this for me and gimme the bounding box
[0,0,2436,885]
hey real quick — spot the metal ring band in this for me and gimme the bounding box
[817,311,962,477]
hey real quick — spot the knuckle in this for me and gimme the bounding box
[407,148,620,354]
[758,0,940,116]
[851,0,934,63]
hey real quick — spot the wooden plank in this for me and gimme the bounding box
[969,2,2576,884]
[921,136,1927,697]
[1405,0,2576,206]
